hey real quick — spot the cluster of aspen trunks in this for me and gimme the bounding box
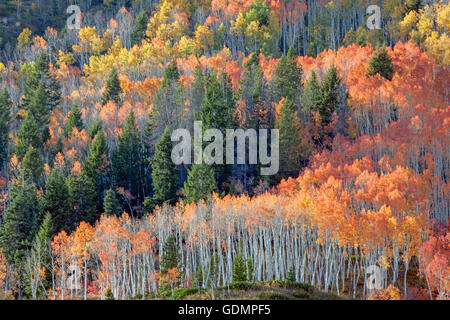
[45,188,431,300]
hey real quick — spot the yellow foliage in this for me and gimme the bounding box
[400,1,450,65]
[57,50,75,66]
[17,28,32,48]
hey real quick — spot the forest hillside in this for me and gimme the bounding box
[0,0,448,300]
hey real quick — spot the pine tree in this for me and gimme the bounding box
[0,181,39,264]
[232,254,247,283]
[112,111,145,203]
[101,68,122,105]
[150,126,177,209]
[287,266,296,282]
[320,65,341,126]
[276,98,303,178]
[0,88,11,167]
[105,288,115,300]
[0,180,39,298]
[87,119,103,139]
[301,70,322,116]
[200,72,234,131]
[43,168,71,234]
[240,52,263,129]
[199,72,235,190]
[22,53,60,113]
[103,188,120,216]
[190,66,206,117]
[27,82,50,142]
[83,131,110,210]
[22,145,43,186]
[65,104,83,137]
[160,235,179,274]
[183,163,217,204]
[35,53,61,110]
[131,10,148,46]
[272,46,303,104]
[29,212,53,293]
[67,173,98,227]
[367,47,395,81]
[14,112,41,159]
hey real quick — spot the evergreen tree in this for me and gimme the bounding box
[14,112,41,159]
[199,72,235,190]
[367,47,395,81]
[319,65,341,126]
[105,288,115,300]
[190,66,206,118]
[240,52,263,129]
[67,173,98,227]
[22,53,60,113]
[0,88,11,167]
[287,266,296,282]
[150,126,177,209]
[131,10,148,45]
[22,145,43,186]
[200,72,234,132]
[87,119,103,139]
[160,235,179,274]
[101,68,122,105]
[0,181,39,265]
[232,254,247,283]
[276,98,303,178]
[83,131,110,210]
[0,180,39,298]
[35,53,61,110]
[301,70,322,116]
[42,168,71,234]
[29,212,53,294]
[65,104,83,137]
[27,82,50,142]
[272,46,303,104]
[183,163,217,204]
[103,188,120,216]
[112,111,145,203]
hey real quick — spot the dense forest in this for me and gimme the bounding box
[0,0,448,300]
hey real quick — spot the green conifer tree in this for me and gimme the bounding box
[101,68,122,105]
[103,188,121,216]
[150,126,177,209]
[112,111,145,203]
[131,10,148,45]
[14,112,41,159]
[0,88,11,166]
[276,98,303,178]
[160,235,179,274]
[64,104,83,137]
[43,168,71,234]
[183,163,217,204]
[367,47,395,81]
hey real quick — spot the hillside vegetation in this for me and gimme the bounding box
[0,0,448,300]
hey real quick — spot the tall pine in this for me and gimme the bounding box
[113,111,145,204]
[0,88,11,167]
[101,68,122,105]
[131,10,148,45]
[367,47,394,81]
[183,163,217,204]
[42,168,71,234]
[150,126,177,209]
